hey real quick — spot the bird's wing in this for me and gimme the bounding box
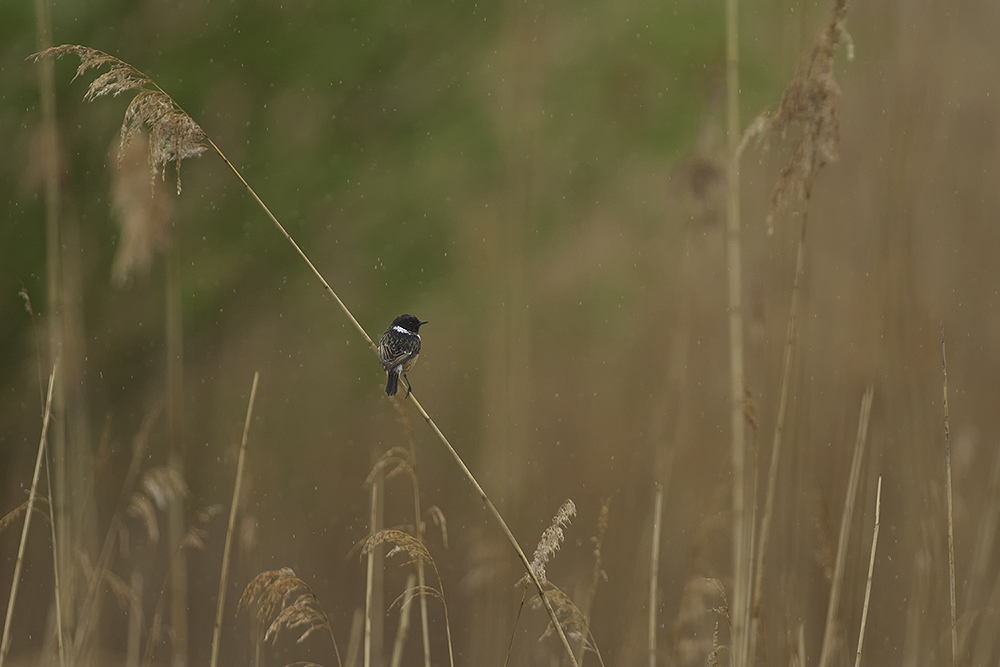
[379,337,409,371]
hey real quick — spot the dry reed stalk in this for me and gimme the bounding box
[940,327,958,667]
[31,4,70,649]
[389,403,432,667]
[740,3,854,660]
[42,420,66,667]
[0,364,56,667]
[361,530,454,667]
[724,0,751,662]
[748,192,810,666]
[649,485,663,667]
[35,46,580,665]
[364,474,381,667]
[817,385,874,667]
[238,568,342,666]
[503,586,528,667]
[388,573,416,667]
[853,476,881,667]
[406,392,581,664]
[210,371,260,667]
[24,289,67,667]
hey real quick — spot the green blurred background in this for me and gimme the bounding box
[3,0,1000,665]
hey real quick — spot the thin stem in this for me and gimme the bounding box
[748,191,811,664]
[202,137,375,353]
[389,573,416,667]
[204,127,578,662]
[854,476,881,667]
[725,0,748,659]
[364,475,379,667]
[941,327,958,667]
[649,484,664,667]
[0,365,57,667]
[818,386,874,667]
[210,371,260,667]
[208,113,578,664]
[43,423,66,667]
[394,405,433,667]
[405,390,580,666]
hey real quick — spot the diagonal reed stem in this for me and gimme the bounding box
[42,47,579,665]
[202,98,580,667]
[405,390,579,665]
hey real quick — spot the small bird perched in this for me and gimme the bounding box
[378,314,427,397]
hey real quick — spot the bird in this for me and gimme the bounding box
[378,314,427,397]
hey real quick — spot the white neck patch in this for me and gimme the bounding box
[393,325,418,337]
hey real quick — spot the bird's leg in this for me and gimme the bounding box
[403,374,414,398]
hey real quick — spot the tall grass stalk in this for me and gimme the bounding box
[210,371,260,667]
[364,474,383,667]
[42,420,66,667]
[940,328,958,666]
[748,184,812,665]
[391,404,432,667]
[32,0,70,645]
[853,475,881,667]
[817,386,874,667]
[389,573,416,667]
[724,0,750,658]
[648,484,663,667]
[23,289,66,667]
[0,365,57,667]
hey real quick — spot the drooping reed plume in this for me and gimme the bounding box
[361,529,454,667]
[238,567,343,667]
[31,46,207,195]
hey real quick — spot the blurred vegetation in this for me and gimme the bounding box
[3,0,1000,665]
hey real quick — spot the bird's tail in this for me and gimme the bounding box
[385,371,399,396]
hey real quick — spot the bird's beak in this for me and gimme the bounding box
[419,320,429,326]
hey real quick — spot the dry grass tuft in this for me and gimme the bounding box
[362,529,454,667]
[738,0,853,230]
[536,588,588,645]
[362,529,433,569]
[238,568,334,648]
[519,500,576,588]
[533,588,606,667]
[31,45,207,194]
